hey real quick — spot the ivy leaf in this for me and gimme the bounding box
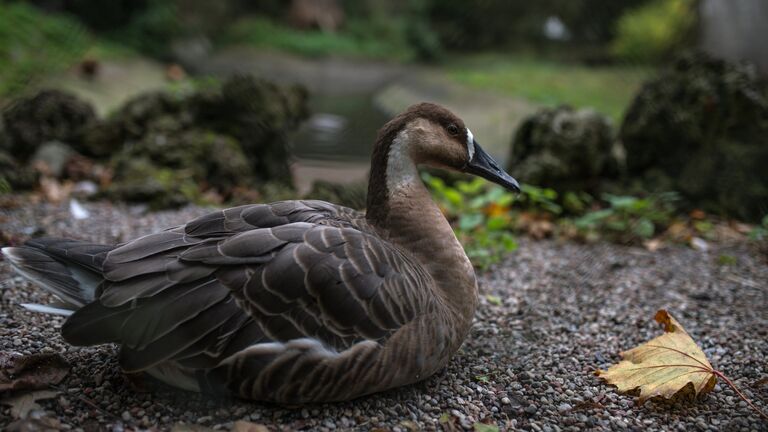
[596,310,716,403]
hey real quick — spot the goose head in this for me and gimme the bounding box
[366,103,520,225]
[370,102,520,195]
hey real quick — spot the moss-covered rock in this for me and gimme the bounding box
[107,129,252,207]
[82,75,309,208]
[189,75,309,184]
[507,105,623,194]
[621,52,768,221]
[0,150,38,190]
[105,157,200,209]
[2,90,96,161]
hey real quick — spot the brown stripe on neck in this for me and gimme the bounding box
[366,103,466,227]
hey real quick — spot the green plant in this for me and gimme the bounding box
[749,216,768,241]
[423,173,517,269]
[611,0,696,63]
[220,16,412,60]
[574,192,678,242]
[448,54,651,123]
[517,184,562,215]
[0,3,91,96]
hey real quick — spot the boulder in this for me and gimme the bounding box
[190,74,309,184]
[0,151,38,190]
[620,52,768,221]
[507,105,623,194]
[107,129,252,207]
[105,157,199,210]
[30,141,76,178]
[2,90,96,161]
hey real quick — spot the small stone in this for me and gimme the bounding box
[121,411,131,421]
[525,404,538,415]
[501,397,511,405]
[557,403,572,413]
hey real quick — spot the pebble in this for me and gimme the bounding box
[0,198,765,431]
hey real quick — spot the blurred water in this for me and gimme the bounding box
[291,92,388,161]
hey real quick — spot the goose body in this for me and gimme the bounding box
[2,103,519,403]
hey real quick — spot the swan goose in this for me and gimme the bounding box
[2,102,520,403]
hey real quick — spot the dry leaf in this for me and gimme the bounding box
[0,352,70,394]
[5,415,62,432]
[171,423,216,432]
[0,389,58,419]
[231,421,269,432]
[596,310,717,403]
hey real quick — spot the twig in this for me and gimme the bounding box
[49,384,118,420]
[712,370,768,422]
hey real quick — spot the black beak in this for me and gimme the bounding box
[463,139,520,192]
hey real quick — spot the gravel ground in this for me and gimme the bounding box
[1,197,766,431]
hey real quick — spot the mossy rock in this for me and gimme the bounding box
[0,150,38,191]
[621,51,768,221]
[105,157,200,209]
[107,129,254,207]
[2,90,96,161]
[189,75,309,184]
[508,105,623,194]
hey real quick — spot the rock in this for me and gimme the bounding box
[190,74,309,185]
[30,141,76,178]
[106,129,252,207]
[78,74,309,209]
[0,151,38,191]
[508,105,623,194]
[104,157,200,209]
[620,51,768,221]
[2,90,96,161]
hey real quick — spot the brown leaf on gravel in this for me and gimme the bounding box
[0,351,70,394]
[231,421,270,432]
[596,310,717,403]
[5,415,63,432]
[1,389,58,419]
[171,423,217,432]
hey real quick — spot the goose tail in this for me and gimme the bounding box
[2,238,113,314]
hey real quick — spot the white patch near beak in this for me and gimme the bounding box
[466,128,475,161]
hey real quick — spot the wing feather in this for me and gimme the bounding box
[60,202,433,383]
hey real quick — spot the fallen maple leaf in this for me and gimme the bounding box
[596,310,716,403]
[0,389,58,419]
[597,310,767,421]
[0,351,70,394]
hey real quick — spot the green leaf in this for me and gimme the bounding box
[439,413,452,424]
[632,218,655,238]
[443,188,463,207]
[499,232,518,251]
[459,213,484,231]
[717,254,737,266]
[486,215,508,231]
[474,423,499,432]
[475,375,490,383]
[485,294,502,306]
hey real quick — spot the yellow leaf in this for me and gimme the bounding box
[596,310,717,403]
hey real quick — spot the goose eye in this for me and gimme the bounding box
[446,124,459,136]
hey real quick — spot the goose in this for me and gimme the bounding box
[2,102,520,403]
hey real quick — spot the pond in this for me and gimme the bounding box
[290,92,389,162]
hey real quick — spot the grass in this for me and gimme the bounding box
[220,16,413,61]
[447,54,652,123]
[0,3,136,99]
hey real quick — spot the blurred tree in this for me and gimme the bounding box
[28,0,144,30]
[424,0,652,51]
